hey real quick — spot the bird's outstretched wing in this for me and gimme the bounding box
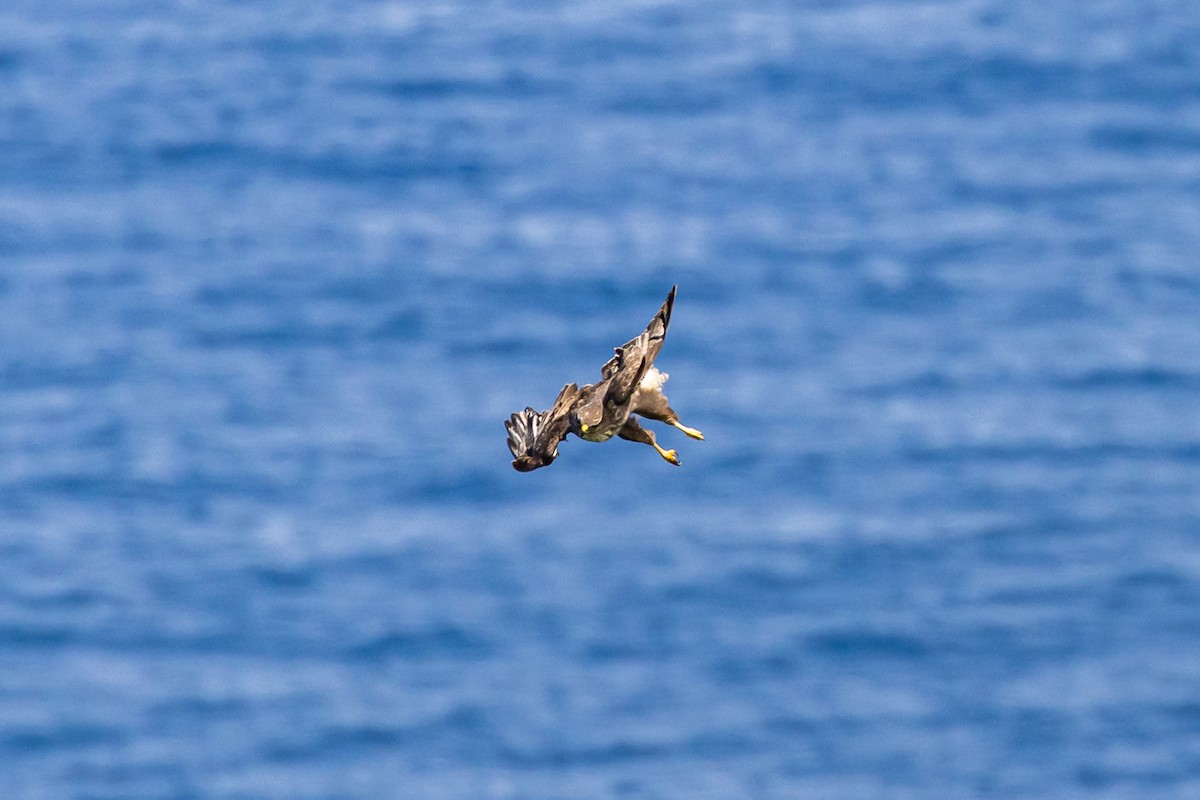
[505,382,579,471]
[600,285,675,404]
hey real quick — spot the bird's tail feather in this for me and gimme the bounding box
[505,407,544,459]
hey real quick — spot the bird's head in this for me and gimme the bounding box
[571,395,605,435]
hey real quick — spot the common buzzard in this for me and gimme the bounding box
[505,285,704,472]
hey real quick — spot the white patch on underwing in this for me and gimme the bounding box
[638,367,669,392]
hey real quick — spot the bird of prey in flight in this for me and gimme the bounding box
[505,285,704,472]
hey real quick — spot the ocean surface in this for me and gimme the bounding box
[3,1,1200,798]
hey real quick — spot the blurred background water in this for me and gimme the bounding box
[3,1,1200,798]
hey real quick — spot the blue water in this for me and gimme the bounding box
[3,1,1200,797]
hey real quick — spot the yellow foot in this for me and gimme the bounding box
[672,422,705,440]
[656,447,681,466]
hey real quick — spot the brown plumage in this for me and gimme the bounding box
[505,285,704,472]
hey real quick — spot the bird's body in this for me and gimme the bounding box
[505,286,704,472]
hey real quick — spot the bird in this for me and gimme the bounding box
[505,285,704,472]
